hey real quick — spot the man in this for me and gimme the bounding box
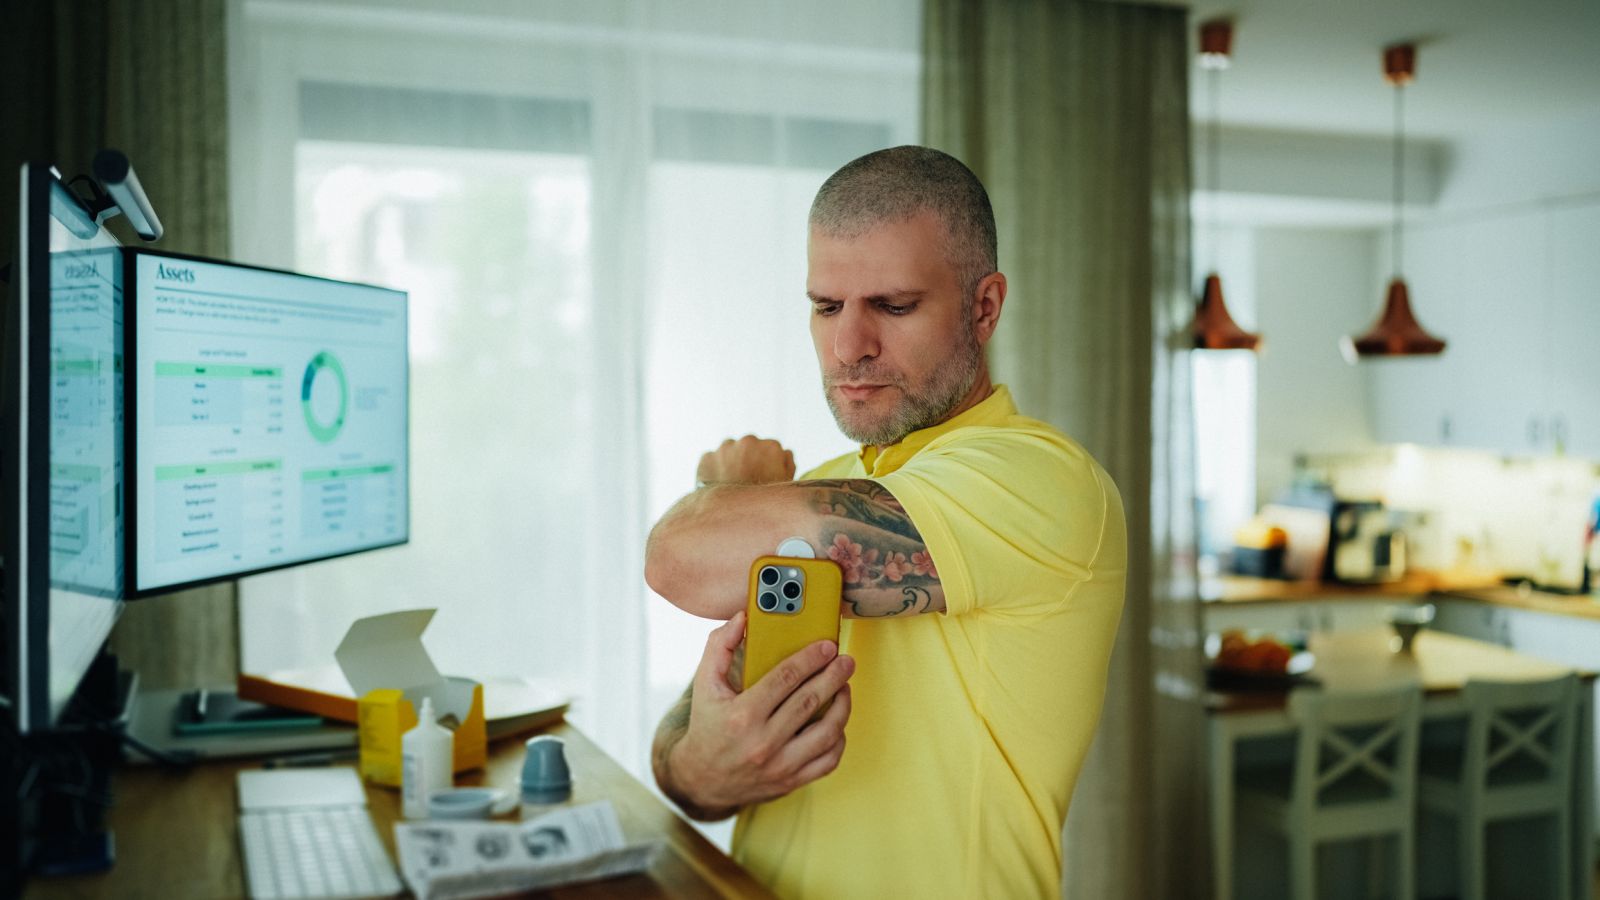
[645,146,1126,899]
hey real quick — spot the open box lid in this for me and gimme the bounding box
[334,608,444,696]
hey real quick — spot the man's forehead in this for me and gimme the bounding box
[808,214,953,284]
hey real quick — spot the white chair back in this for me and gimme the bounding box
[1286,686,1422,821]
[1460,675,1579,798]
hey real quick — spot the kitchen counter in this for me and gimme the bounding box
[1200,569,1500,605]
[1203,570,1600,624]
[1439,584,1600,622]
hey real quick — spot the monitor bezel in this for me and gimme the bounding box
[7,163,128,733]
[124,247,411,598]
[3,164,53,731]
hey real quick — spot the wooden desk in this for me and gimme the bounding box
[1206,629,1596,900]
[24,722,774,900]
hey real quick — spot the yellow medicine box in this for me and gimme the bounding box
[330,609,488,786]
[357,682,487,786]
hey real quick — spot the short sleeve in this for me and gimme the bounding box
[873,428,1113,617]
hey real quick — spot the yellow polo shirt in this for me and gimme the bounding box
[731,385,1127,899]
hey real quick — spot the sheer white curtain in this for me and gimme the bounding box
[226,0,918,774]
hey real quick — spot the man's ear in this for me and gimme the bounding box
[972,272,1007,345]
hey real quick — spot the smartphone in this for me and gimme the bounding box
[743,555,844,716]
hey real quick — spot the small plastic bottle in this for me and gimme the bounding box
[401,697,453,819]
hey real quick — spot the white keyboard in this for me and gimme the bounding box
[237,769,402,899]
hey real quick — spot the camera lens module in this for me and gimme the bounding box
[782,581,801,600]
[758,591,778,611]
[760,566,780,586]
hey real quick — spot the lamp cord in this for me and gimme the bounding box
[1392,82,1405,280]
[1208,65,1221,278]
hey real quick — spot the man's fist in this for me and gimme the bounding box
[697,435,795,486]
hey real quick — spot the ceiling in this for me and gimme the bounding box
[1182,0,1600,143]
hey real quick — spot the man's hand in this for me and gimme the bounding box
[697,435,796,486]
[652,612,854,820]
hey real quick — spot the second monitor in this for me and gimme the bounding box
[129,251,408,594]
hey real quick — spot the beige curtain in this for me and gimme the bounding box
[924,1,1208,897]
[2,0,236,689]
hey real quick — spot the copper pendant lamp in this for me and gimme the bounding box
[1343,43,1446,360]
[1190,19,1260,351]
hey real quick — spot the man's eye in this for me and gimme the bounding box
[813,304,841,316]
[881,303,914,316]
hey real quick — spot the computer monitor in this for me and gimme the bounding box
[2,163,126,734]
[128,251,408,594]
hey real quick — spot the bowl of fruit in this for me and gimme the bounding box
[1205,629,1314,690]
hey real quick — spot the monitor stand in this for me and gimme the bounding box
[10,649,136,879]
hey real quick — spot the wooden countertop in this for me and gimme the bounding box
[1439,584,1600,623]
[24,721,774,900]
[1201,570,1502,605]
[1203,569,1600,623]
[1207,628,1596,714]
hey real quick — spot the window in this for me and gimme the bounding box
[231,0,919,784]
[1191,225,1257,572]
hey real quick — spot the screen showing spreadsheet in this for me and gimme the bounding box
[130,252,408,592]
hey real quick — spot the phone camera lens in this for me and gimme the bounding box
[758,591,778,611]
[782,581,801,600]
[760,567,780,586]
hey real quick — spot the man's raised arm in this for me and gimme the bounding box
[645,464,946,620]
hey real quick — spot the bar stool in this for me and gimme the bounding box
[1417,674,1579,900]
[1236,686,1422,900]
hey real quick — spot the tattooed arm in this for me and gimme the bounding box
[644,477,945,620]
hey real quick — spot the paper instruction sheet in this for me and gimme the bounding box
[394,801,662,900]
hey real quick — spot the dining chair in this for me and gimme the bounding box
[1236,685,1423,900]
[1417,674,1580,900]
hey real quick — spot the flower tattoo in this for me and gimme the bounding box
[807,479,945,616]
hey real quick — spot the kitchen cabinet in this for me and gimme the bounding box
[1368,200,1600,459]
[1203,599,1398,637]
[1430,597,1511,646]
[1546,203,1600,460]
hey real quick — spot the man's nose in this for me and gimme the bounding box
[832,304,880,365]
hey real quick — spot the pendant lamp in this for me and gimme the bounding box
[1342,43,1446,360]
[1190,19,1260,352]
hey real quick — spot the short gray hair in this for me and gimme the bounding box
[809,146,997,303]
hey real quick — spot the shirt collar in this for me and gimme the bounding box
[857,384,1016,476]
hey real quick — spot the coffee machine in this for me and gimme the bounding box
[1330,500,1407,583]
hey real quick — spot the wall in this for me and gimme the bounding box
[1190,221,1381,542]
[1362,105,1600,461]
[1207,101,1600,520]
[1308,445,1597,583]
[1252,227,1378,503]
[1434,107,1600,212]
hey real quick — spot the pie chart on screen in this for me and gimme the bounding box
[301,350,348,443]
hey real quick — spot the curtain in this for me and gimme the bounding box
[228,0,919,786]
[2,0,237,690]
[924,0,1207,897]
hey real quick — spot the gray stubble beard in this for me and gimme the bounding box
[823,315,983,447]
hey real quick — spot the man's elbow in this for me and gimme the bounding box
[644,530,716,618]
[643,540,682,605]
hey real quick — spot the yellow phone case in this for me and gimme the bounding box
[743,556,843,699]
